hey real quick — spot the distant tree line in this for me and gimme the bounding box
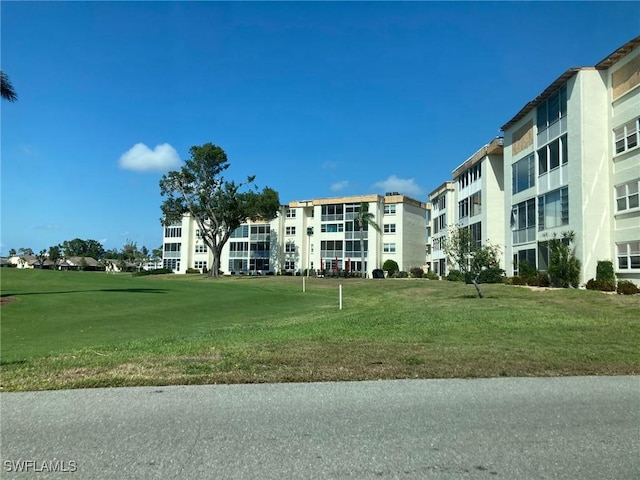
[7,238,163,271]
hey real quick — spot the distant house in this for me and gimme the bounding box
[8,255,37,269]
[58,257,100,271]
[102,258,137,273]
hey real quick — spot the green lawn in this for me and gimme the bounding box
[1,269,638,391]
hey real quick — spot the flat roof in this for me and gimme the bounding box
[452,137,504,178]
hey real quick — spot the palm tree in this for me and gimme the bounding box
[1,70,18,102]
[354,202,381,278]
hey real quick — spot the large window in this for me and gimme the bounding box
[384,204,396,215]
[614,118,639,154]
[538,135,568,174]
[321,223,344,233]
[538,187,569,231]
[469,222,482,248]
[164,227,182,238]
[617,242,640,270]
[458,198,469,219]
[383,243,396,253]
[513,249,536,276]
[512,154,535,194]
[284,260,296,271]
[286,226,296,236]
[286,208,296,218]
[345,240,368,256]
[321,204,344,221]
[195,244,207,254]
[537,84,567,131]
[285,243,296,253]
[194,261,207,271]
[470,191,482,217]
[616,180,640,212]
[511,198,536,244]
[384,223,396,233]
[321,240,343,258]
[231,225,249,238]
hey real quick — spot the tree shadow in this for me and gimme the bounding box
[1,288,169,297]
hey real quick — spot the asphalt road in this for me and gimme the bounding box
[1,376,638,479]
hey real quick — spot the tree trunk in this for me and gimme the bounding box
[359,229,365,278]
[472,279,484,298]
[209,246,222,277]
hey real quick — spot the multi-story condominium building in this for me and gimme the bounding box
[501,35,640,285]
[163,193,428,277]
[428,137,506,277]
[428,181,455,276]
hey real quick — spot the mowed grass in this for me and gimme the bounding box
[1,268,638,391]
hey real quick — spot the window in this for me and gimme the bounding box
[321,204,344,221]
[537,84,567,131]
[617,242,640,269]
[163,242,181,252]
[383,243,396,253]
[286,208,296,218]
[539,135,568,174]
[470,191,482,217]
[194,261,207,271]
[513,249,536,276]
[384,223,396,233]
[321,240,343,257]
[285,243,296,253]
[231,225,249,238]
[229,259,248,272]
[616,180,640,211]
[345,240,367,255]
[434,195,446,210]
[230,241,248,252]
[286,226,296,235]
[384,204,396,215]
[614,118,639,154]
[538,187,569,231]
[469,222,482,248]
[195,244,208,254]
[511,198,536,244]
[321,223,344,233]
[164,227,182,238]
[512,154,535,194]
[433,213,446,234]
[195,229,201,238]
[284,260,296,271]
[163,258,180,271]
[458,198,469,219]
[249,259,270,271]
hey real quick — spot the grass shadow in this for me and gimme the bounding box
[1,288,169,297]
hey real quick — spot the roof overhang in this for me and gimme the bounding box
[452,137,504,178]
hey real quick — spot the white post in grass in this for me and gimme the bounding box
[339,284,343,310]
[303,275,306,293]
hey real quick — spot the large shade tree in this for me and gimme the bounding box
[354,202,381,278]
[159,143,280,277]
[1,70,18,102]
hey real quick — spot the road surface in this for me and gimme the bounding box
[1,376,639,479]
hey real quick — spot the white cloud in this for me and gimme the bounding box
[372,175,424,198]
[330,180,349,192]
[118,143,181,172]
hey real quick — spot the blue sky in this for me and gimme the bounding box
[1,1,639,255]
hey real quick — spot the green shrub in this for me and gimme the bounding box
[446,270,465,282]
[596,260,616,283]
[383,259,399,276]
[410,267,424,278]
[546,231,581,288]
[425,271,439,280]
[617,280,639,295]
[517,260,538,285]
[392,271,409,278]
[535,273,550,287]
[511,276,527,286]
[474,266,505,284]
[586,278,616,292]
[132,268,174,276]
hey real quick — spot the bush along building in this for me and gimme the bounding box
[162,193,429,278]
